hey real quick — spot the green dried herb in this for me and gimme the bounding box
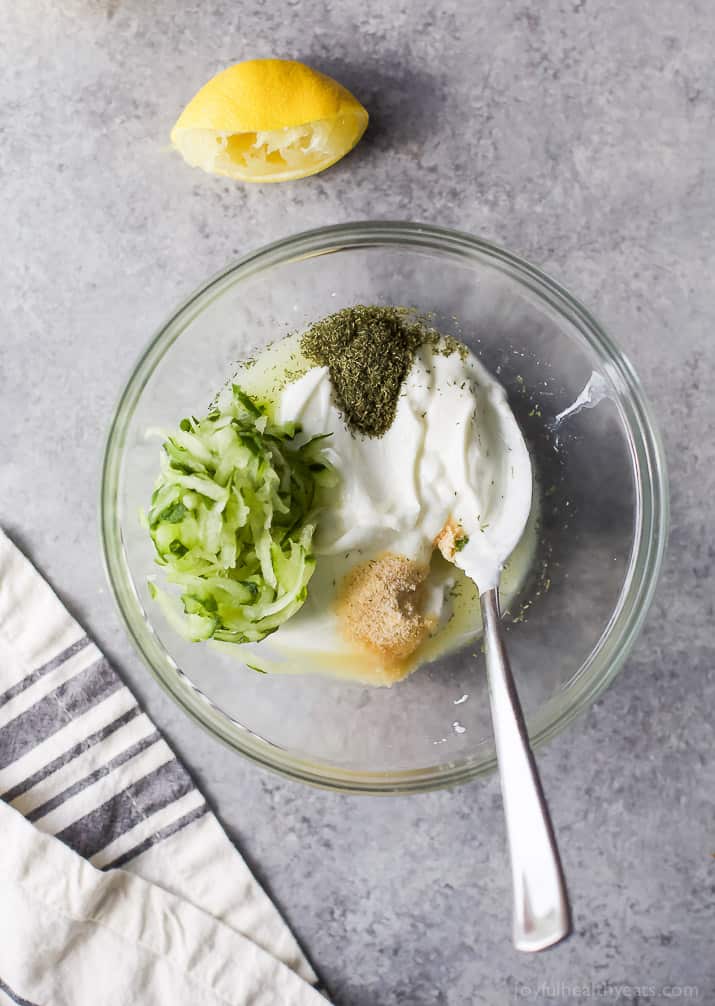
[300,305,429,438]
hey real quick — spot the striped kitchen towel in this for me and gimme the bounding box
[0,528,327,1006]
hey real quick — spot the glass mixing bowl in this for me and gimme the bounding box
[101,222,668,793]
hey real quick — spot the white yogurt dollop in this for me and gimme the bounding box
[280,342,532,590]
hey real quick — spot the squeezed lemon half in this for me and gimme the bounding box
[170,58,369,183]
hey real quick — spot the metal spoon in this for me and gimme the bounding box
[478,584,571,951]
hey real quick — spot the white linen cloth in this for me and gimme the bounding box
[0,529,328,1006]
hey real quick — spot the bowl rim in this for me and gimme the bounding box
[100,220,669,794]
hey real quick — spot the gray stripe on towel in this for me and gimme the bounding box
[0,636,91,707]
[104,801,209,870]
[27,731,162,823]
[0,658,121,771]
[56,756,195,859]
[0,705,141,802]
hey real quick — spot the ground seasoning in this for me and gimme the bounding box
[336,552,432,662]
[300,305,429,437]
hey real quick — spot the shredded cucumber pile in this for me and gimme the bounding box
[146,385,335,644]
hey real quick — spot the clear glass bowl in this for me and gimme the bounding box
[101,222,668,793]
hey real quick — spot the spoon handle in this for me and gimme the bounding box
[480,587,572,952]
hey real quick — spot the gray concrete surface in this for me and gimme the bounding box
[2,2,714,1003]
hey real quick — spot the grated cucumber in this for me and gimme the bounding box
[146,385,335,643]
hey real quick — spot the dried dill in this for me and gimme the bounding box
[300,305,429,438]
[436,333,468,360]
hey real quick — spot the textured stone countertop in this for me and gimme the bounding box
[2,2,713,1003]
